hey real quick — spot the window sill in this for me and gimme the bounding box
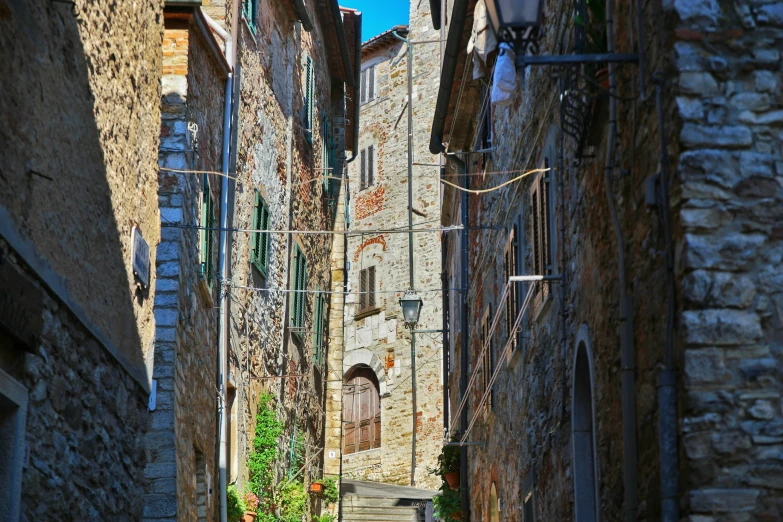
[343,447,382,458]
[198,278,213,307]
[355,307,382,320]
[358,183,377,193]
[533,291,553,322]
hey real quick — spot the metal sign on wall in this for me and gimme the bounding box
[131,226,150,289]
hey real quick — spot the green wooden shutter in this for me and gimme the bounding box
[201,175,215,287]
[251,192,260,266]
[322,115,330,193]
[260,202,269,274]
[299,258,307,328]
[251,193,270,277]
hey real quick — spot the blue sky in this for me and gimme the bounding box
[340,0,409,42]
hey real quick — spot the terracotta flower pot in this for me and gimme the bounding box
[242,512,257,522]
[309,482,324,495]
[595,67,610,90]
[444,471,460,490]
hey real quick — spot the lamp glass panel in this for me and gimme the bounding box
[495,0,542,27]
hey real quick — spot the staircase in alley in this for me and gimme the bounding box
[340,480,435,522]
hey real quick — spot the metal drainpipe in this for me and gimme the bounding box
[203,7,237,522]
[455,153,469,522]
[655,74,679,522]
[604,0,638,520]
[393,30,418,487]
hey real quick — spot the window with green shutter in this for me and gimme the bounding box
[242,0,258,32]
[251,192,270,277]
[200,175,216,288]
[313,288,326,366]
[290,244,307,334]
[322,114,333,194]
[303,56,315,143]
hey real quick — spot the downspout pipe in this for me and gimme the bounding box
[429,0,470,154]
[429,0,442,30]
[204,5,237,522]
[655,74,678,522]
[604,0,638,520]
[347,12,362,163]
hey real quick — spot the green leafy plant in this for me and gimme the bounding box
[227,485,247,522]
[279,481,307,522]
[433,486,461,521]
[428,438,460,478]
[312,514,337,522]
[320,476,339,505]
[248,393,284,504]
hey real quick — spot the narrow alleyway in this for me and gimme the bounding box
[2,0,782,522]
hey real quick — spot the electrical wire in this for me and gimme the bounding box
[230,283,457,296]
[160,222,462,236]
[159,167,239,181]
[440,167,550,194]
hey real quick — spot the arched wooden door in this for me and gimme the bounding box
[343,366,381,454]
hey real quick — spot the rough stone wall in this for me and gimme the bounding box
[672,1,783,520]
[0,0,162,371]
[145,16,224,522]
[442,0,680,520]
[1,238,149,521]
[225,0,344,506]
[341,0,444,489]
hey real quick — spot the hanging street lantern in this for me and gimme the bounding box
[485,0,543,56]
[399,289,423,327]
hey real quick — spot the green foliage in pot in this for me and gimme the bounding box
[428,439,460,478]
[312,514,337,522]
[227,485,247,522]
[279,481,307,522]
[433,486,461,521]
[320,476,339,505]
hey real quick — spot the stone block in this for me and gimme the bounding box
[730,93,771,112]
[684,348,731,385]
[674,0,722,28]
[680,124,753,149]
[682,309,762,346]
[680,72,719,95]
[143,494,177,518]
[156,262,180,279]
[145,461,176,480]
[682,270,756,308]
[154,308,178,327]
[689,489,759,512]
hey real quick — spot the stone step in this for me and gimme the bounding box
[341,496,421,508]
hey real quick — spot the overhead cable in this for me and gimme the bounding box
[440,168,551,194]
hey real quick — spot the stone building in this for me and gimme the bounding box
[323,0,445,495]
[145,2,228,520]
[435,0,783,521]
[0,0,162,520]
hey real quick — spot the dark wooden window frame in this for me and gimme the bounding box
[360,144,375,190]
[251,191,270,278]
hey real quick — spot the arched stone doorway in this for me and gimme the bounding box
[343,364,381,454]
[572,325,599,522]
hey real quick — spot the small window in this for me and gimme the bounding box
[343,366,381,454]
[522,470,536,522]
[242,0,257,32]
[359,266,376,312]
[303,56,315,143]
[360,145,375,190]
[200,175,216,287]
[291,244,307,333]
[530,159,552,310]
[360,65,375,104]
[313,288,326,366]
[195,448,207,521]
[322,114,334,194]
[490,483,500,522]
[251,192,270,278]
[504,226,519,348]
[479,305,494,416]
[0,368,27,522]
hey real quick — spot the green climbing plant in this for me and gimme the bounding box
[248,393,284,505]
[320,476,339,505]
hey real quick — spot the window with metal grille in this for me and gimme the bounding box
[360,65,375,104]
[200,175,215,288]
[242,0,257,32]
[303,56,315,143]
[479,305,494,416]
[290,244,307,334]
[358,266,376,312]
[313,288,326,366]
[251,192,270,278]
[530,158,552,311]
[343,366,381,454]
[360,145,375,190]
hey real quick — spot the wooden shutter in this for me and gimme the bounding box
[291,248,300,326]
[298,256,307,328]
[360,268,368,311]
[304,56,314,133]
[542,158,551,274]
[367,145,374,186]
[260,203,269,272]
[360,69,367,104]
[358,377,371,451]
[368,266,376,308]
[360,148,367,189]
[368,65,375,100]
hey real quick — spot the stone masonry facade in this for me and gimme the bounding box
[438,0,783,521]
[335,0,445,490]
[0,0,162,519]
[145,8,227,521]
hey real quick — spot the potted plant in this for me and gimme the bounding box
[436,441,461,490]
[242,491,260,522]
[227,486,247,522]
[309,481,324,495]
[433,485,461,521]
